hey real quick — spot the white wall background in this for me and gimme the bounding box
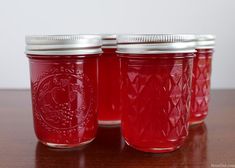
[0,0,234,89]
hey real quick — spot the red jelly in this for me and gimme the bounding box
[98,35,121,126]
[26,35,102,148]
[117,34,196,153]
[190,35,215,125]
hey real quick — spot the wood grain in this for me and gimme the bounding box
[0,90,234,168]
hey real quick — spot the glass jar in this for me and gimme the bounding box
[190,35,215,125]
[117,34,196,153]
[98,34,121,126]
[26,35,102,148]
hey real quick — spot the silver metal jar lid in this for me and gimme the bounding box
[101,34,117,48]
[25,35,102,55]
[196,34,216,49]
[117,34,196,54]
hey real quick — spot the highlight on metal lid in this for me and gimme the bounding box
[101,34,117,48]
[116,34,197,54]
[25,34,103,55]
[196,34,216,49]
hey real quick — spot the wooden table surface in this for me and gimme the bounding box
[0,90,235,168]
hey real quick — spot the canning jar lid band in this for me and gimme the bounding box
[196,35,216,49]
[117,34,197,54]
[25,35,102,55]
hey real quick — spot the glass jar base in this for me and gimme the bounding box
[190,119,204,126]
[39,138,95,149]
[98,120,121,127]
[125,140,181,153]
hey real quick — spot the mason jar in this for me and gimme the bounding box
[190,35,215,125]
[117,34,196,153]
[26,35,102,148]
[98,34,121,126]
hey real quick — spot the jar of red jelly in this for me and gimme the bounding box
[190,35,215,125]
[117,34,196,153]
[25,35,102,148]
[98,34,121,126]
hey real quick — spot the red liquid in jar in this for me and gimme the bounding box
[98,48,121,125]
[119,53,194,153]
[190,49,213,124]
[28,55,98,147]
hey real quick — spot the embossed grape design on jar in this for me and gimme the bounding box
[98,34,121,126]
[26,35,102,148]
[190,35,215,125]
[117,34,196,153]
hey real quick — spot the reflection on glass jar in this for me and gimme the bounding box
[117,34,196,153]
[26,35,102,148]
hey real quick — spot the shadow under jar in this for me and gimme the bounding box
[190,35,215,125]
[25,35,102,148]
[98,34,121,126]
[117,34,196,153]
